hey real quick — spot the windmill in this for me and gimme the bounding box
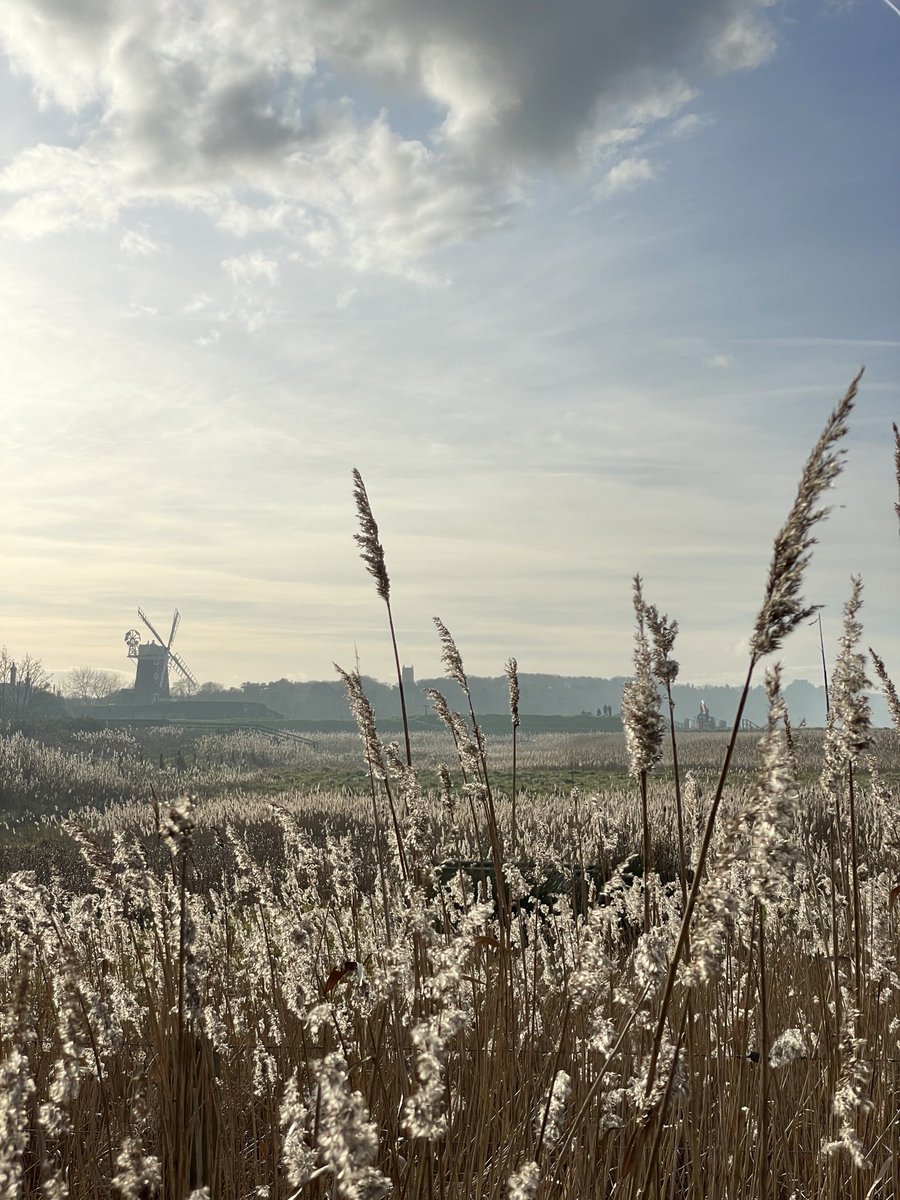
[125,607,199,702]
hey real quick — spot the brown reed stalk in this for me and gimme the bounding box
[893,421,899,535]
[757,903,771,1200]
[506,657,520,858]
[352,469,413,768]
[811,612,831,717]
[639,771,652,934]
[847,762,864,995]
[365,755,394,943]
[637,1005,689,1200]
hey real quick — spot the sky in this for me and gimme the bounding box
[1,0,898,692]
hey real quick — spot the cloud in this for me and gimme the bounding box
[0,0,780,269]
[120,227,163,257]
[705,8,778,72]
[221,252,281,286]
[668,111,714,139]
[595,155,658,198]
[183,292,214,315]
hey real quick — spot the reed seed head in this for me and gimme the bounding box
[505,657,520,729]
[113,1134,162,1200]
[280,1074,317,1189]
[507,1162,540,1200]
[748,663,799,903]
[622,576,663,777]
[824,994,873,1170]
[536,1070,570,1150]
[644,602,679,688]
[335,664,386,778]
[352,469,391,603]
[750,370,861,661]
[434,618,469,696]
[161,794,195,857]
[315,1051,392,1200]
[822,577,872,791]
[869,647,900,733]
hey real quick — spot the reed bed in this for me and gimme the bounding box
[1,372,899,1199]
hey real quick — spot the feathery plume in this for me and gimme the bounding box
[644,604,680,687]
[112,1088,161,1200]
[535,1070,570,1151]
[350,470,412,764]
[870,648,900,733]
[352,469,390,602]
[505,657,520,729]
[634,929,670,994]
[438,764,454,813]
[161,794,195,857]
[434,618,469,695]
[748,664,800,903]
[622,576,664,777]
[769,1027,810,1069]
[823,994,873,1170]
[426,689,481,776]
[113,1137,162,1200]
[507,1162,540,1200]
[687,664,798,984]
[335,665,386,778]
[280,1074,317,1190]
[0,951,36,1200]
[402,1021,448,1139]
[315,1052,392,1200]
[822,578,872,795]
[750,371,860,660]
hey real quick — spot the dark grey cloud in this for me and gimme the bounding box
[311,0,774,160]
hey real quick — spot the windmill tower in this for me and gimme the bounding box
[125,608,199,702]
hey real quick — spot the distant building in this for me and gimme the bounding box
[696,700,717,732]
[132,641,171,702]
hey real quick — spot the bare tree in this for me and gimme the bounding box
[0,647,52,718]
[63,666,126,702]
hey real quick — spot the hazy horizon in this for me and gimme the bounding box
[2,1,898,691]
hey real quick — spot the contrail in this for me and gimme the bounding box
[879,0,900,18]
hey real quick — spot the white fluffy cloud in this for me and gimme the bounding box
[595,155,658,198]
[120,227,164,256]
[0,0,780,269]
[222,252,280,286]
